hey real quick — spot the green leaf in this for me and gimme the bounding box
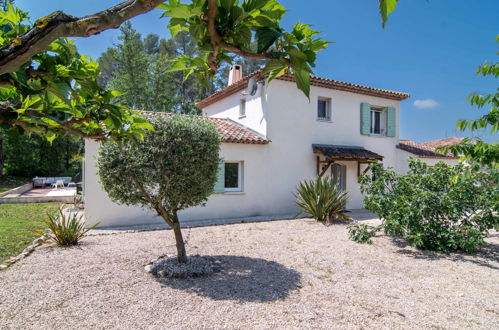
[379,0,399,28]
[255,27,282,53]
[242,0,269,13]
[293,68,310,99]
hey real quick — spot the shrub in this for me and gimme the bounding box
[34,209,98,246]
[97,114,221,263]
[359,158,498,253]
[348,224,379,244]
[295,176,351,224]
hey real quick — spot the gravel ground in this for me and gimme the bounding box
[1,218,498,329]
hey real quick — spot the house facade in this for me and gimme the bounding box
[84,68,455,228]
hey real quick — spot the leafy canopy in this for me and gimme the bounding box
[159,0,330,97]
[97,114,221,216]
[359,159,498,253]
[0,4,152,141]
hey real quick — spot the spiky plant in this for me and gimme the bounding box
[295,176,351,224]
[34,209,98,246]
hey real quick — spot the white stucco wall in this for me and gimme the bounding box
[85,79,409,227]
[85,140,283,227]
[395,148,460,173]
[263,80,403,209]
[202,82,268,136]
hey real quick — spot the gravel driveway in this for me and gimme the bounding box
[1,218,498,329]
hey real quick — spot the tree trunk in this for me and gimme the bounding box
[172,212,187,264]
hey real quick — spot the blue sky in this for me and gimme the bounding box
[17,0,499,143]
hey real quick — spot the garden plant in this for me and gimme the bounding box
[97,114,220,263]
[356,158,498,253]
[295,176,351,225]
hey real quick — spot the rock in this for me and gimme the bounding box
[33,237,46,244]
[0,264,8,270]
[144,264,155,273]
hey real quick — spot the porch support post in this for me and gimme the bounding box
[319,160,333,177]
[316,156,320,176]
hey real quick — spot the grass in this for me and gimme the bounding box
[0,203,60,263]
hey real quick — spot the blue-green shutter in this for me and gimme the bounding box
[360,102,371,135]
[213,160,225,193]
[386,106,396,137]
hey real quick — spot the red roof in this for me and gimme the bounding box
[207,117,269,144]
[141,111,268,145]
[397,139,459,159]
[196,70,410,108]
[424,137,466,148]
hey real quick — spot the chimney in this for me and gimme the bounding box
[228,65,243,86]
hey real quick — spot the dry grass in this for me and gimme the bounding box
[0,218,497,329]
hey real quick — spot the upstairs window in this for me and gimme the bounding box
[239,99,246,118]
[370,106,386,135]
[361,102,396,137]
[317,97,331,121]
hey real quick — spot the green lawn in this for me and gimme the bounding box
[0,203,60,263]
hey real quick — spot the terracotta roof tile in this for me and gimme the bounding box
[196,69,410,108]
[397,139,458,159]
[141,111,268,145]
[424,137,466,148]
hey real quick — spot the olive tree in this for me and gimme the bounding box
[97,114,221,263]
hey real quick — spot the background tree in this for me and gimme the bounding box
[97,114,221,263]
[98,25,216,114]
[4,133,83,178]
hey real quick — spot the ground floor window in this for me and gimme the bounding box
[331,163,346,191]
[224,161,243,192]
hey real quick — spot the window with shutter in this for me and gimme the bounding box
[360,103,371,135]
[213,160,225,193]
[386,106,396,137]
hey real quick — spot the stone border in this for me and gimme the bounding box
[0,235,47,271]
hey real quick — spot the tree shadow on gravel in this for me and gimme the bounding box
[155,255,301,302]
[390,236,499,271]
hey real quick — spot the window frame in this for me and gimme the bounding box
[224,161,243,192]
[317,97,332,121]
[239,99,246,118]
[370,106,386,136]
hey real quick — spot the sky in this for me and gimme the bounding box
[16,0,499,143]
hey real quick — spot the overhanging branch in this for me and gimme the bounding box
[0,0,165,75]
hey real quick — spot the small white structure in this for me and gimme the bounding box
[84,68,458,228]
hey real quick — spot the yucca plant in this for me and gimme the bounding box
[295,176,351,224]
[34,209,99,246]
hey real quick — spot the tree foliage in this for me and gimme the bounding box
[97,114,221,263]
[98,23,216,114]
[0,5,152,141]
[0,1,399,139]
[160,0,330,97]
[3,132,82,177]
[359,159,498,253]
[444,36,499,167]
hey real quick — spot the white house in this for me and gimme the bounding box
[84,67,455,228]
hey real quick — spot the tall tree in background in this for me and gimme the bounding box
[98,23,216,114]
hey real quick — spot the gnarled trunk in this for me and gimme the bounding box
[171,212,187,264]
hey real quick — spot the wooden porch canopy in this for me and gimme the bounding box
[312,144,383,177]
